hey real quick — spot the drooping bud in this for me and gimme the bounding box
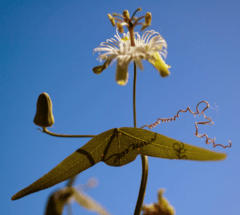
[145,12,152,25]
[107,14,115,27]
[34,92,54,127]
[123,10,130,19]
[117,23,124,33]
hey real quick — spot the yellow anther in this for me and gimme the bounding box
[117,23,124,33]
[107,14,115,27]
[145,12,152,25]
[141,23,149,31]
[123,10,130,19]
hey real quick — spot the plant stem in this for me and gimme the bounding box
[67,176,77,187]
[133,62,137,127]
[41,127,96,138]
[133,62,149,215]
[135,155,148,215]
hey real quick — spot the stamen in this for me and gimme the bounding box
[117,23,124,33]
[107,14,115,27]
[112,13,124,19]
[123,10,130,19]
[133,15,146,25]
[141,23,148,31]
[145,12,152,25]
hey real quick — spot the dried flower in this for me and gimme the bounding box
[142,189,175,215]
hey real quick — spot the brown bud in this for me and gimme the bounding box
[34,92,54,127]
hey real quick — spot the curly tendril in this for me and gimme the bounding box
[141,101,232,149]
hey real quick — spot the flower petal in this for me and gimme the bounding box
[148,52,171,77]
[134,57,144,71]
[115,60,129,86]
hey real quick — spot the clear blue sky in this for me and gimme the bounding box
[1,0,240,214]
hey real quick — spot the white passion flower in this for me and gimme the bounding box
[93,29,171,86]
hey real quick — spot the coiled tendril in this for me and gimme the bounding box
[141,101,231,148]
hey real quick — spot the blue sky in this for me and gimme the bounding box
[1,0,240,214]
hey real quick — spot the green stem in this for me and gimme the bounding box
[135,155,148,215]
[67,176,77,187]
[133,62,149,215]
[133,63,137,127]
[41,127,96,138]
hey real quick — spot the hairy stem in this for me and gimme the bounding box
[133,62,149,215]
[41,127,96,138]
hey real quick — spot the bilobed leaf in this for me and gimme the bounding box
[12,127,226,200]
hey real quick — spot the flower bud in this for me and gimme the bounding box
[107,14,115,27]
[145,12,152,25]
[34,92,54,127]
[117,23,124,33]
[123,10,130,19]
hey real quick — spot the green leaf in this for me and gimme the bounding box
[12,127,226,200]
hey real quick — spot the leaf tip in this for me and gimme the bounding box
[11,194,18,201]
[218,152,227,161]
